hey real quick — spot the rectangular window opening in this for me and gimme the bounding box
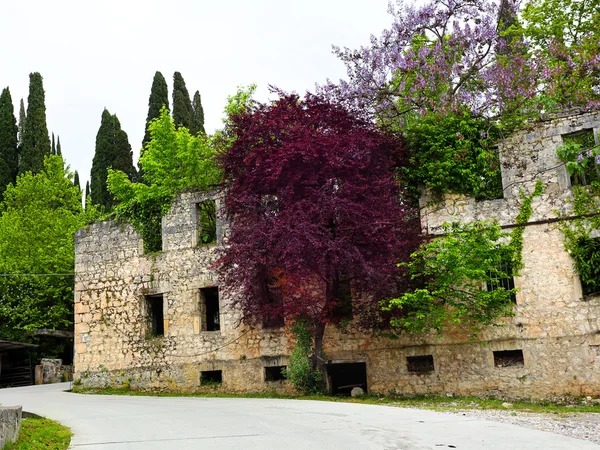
[486,257,516,303]
[575,236,600,297]
[332,275,353,320]
[562,129,599,186]
[200,287,220,332]
[196,199,217,245]
[261,194,279,217]
[146,294,164,337]
[265,366,287,382]
[262,278,285,329]
[406,355,434,374]
[143,219,163,253]
[475,145,504,201]
[200,370,222,385]
[493,349,524,367]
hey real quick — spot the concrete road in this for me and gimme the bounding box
[0,383,597,450]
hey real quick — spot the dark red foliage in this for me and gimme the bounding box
[216,93,419,330]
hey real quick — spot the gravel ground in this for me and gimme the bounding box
[447,409,600,445]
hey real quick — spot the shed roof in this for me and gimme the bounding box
[0,340,38,351]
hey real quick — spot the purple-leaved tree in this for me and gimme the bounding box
[216,93,419,382]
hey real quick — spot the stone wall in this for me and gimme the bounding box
[74,110,600,398]
[75,191,289,393]
[0,406,22,448]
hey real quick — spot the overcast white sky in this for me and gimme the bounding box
[0,0,393,188]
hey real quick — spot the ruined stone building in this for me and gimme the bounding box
[74,109,600,398]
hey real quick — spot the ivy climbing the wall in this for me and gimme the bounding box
[388,179,543,334]
[509,179,544,270]
[107,108,221,253]
[556,135,600,296]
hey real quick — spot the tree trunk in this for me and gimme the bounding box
[312,321,327,392]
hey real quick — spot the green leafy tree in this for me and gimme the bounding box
[0,156,91,338]
[142,71,170,150]
[191,90,205,135]
[107,107,221,252]
[522,0,600,109]
[386,222,517,335]
[402,112,503,200]
[20,72,51,175]
[90,109,136,211]
[172,72,193,130]
[0,87,19,196]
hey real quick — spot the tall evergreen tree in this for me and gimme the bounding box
[191,90,205,135]
[56,136,62,156]
[17,99,25,151]
[20,72,51,175]
[73,170,80,191]
[51,132,56,155]
[0,88,18,196]
[142,71,169,149]
[84,181,90,210]
[90,109,136,210]
[172,72,193,130]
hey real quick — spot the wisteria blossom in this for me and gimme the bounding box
[319,0,600,125]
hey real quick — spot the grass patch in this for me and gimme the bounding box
[5,417,71,450]
[71,386,600,414]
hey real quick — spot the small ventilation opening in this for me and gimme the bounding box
[146,294,164,337]
[407,355,434,374]
[326,362,367,396]
[265,366,287,382]
[493,349,524,367]
[200,370,222,385]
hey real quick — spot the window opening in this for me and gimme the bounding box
[493,349,524,367]
[475,145,503,201]
[331,275,353,320]
[196,199,217,245]
[200,370,222,385]
[200,287,220,331]
[146,294,164,337]
[486,255,516,303]
[326,362,367,395]
[574,236,600,297]
[265,366,287,382]
[406,355,434,374]
[562,130,599,186]
[262,278,285,329]
[261,195,279,217]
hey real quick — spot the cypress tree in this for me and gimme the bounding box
[84,181,90,210]
[20,72,51,175]
[90,109,136,210]
[142,71,169,149]
[191,90,205,135]
[0,88,18,196]
[17,99,25,152]
[172,72,193,130]
[56,136,62,156]
[73,170,80,191]
[51,132,56,155]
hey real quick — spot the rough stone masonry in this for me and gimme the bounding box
[74,109,600,398]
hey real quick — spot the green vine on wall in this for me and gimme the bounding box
[509,179,544,270]
[556,139,600,296]
[557,183,600,296]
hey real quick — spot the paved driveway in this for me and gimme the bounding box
[0,383,598,449]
